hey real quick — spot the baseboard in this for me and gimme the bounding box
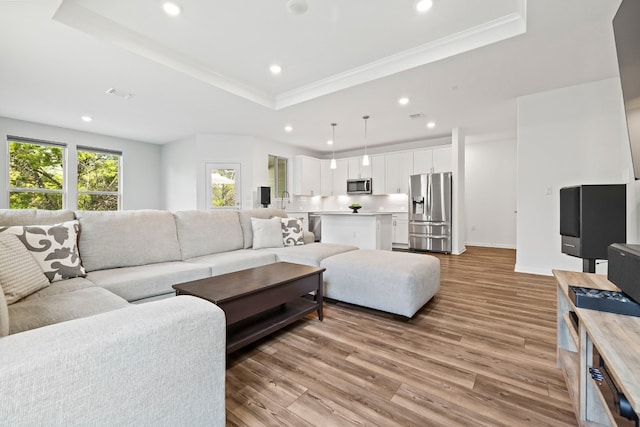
[514,264,553,276]
[464,242,516,250]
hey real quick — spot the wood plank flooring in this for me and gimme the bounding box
[225,246,577,426]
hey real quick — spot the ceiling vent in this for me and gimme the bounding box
[106,88,134,100]
[409,112,425,119]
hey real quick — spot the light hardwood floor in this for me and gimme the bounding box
[225,246,577,426]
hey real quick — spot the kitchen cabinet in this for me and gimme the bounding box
[413,146,452,174]
[348,157,372,179]
[320,158,348,196]
[293,156,321,196]
[320,160,333,196]
[385,152,413,194]
[371,155,386,195]
[392,213,409,248]
[320,213,392,250]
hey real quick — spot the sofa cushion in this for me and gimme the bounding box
[251,217,284,249]
[173,210,243,259]
[0,221,85,283]
[260,242,358,266]
[8,287,129,334]
[22,277,96,301]
[281,217,304,246]
[186,249,277,276]
[238,208,288,249]
[0,234,50,304]
[86,261,211,302]
[0,209,75,226]
[76,210,181,272]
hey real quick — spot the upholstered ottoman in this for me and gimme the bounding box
[320,250,440,318]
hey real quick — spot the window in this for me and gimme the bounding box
[205,162,241,210]
[77,146,121,211]
[8,137,65,209]
[268,155,288,200]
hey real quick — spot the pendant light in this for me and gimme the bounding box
[362,115,370,166]
[330,123,337,169]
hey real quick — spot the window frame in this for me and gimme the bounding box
[268,154,288,201]
[7,136,66,209]
[76,145,123,211]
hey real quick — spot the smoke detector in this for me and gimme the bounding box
[106,88,134,100]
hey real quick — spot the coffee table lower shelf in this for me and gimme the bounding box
[226,298,318,354]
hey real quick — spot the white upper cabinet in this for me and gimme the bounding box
[413,149,434,175]
[320,158,349,196]
[348,156,372,179]
[320,160,333,196]
[371,155,386,195]
[432,146,452,173]
[413,146,452,174]
[333,159,349,195]
[292,155,321,196]
[385,151,413,194]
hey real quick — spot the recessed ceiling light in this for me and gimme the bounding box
[163,2,182,16]
[270,64,282,75]
[284,125,293,133]
[327,140,333,145]
[426,121,436,129]
[398,97,410,106]
[416,0,433,13]
[81,115,92,122]
[286,0,308,15]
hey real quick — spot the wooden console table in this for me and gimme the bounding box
[554,270,640,426]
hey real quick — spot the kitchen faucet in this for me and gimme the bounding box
[280,190,290,210]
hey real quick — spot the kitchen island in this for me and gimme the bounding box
[319,212,392,250]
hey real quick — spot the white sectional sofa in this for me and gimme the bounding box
[0,206,439,425]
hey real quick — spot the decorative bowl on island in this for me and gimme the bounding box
[348,204,361,213]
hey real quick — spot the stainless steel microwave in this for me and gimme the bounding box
[347,178,372,194]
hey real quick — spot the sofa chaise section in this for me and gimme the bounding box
[0,296,226,426]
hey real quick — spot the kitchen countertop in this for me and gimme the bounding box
[317,211,392,216]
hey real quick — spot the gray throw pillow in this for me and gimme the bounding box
[0,233,50,306]
[251,217,285,249]
[281,217,304,246]
[0,220,86,282]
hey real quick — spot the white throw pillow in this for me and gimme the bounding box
[0,220,86,282]
[0,233,50,305]
[251,217,285,249]
[281,217,304,246]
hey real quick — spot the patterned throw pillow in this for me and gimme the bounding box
[281,217,304,247]
[0,220,86,282]
[0,233,50,305]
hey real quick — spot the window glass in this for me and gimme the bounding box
[77,148,121,211]
[268,155,288,199]
[9,140,64,209]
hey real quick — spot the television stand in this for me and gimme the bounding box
[553,270,640,425]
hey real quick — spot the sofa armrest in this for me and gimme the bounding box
[303,230,315,244]
[0,296,226,426]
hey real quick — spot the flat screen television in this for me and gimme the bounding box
[613,0,640,180]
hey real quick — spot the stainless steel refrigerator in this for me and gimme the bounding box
[408,172,452,253]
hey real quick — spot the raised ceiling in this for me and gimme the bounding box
[0,0,623,153]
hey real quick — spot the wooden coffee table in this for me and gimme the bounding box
[172,262,325,354]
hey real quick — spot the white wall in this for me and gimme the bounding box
[161,133,315,211]
[161,136,198,211]
[0,116,162,210]
[465,137,517,248]
[516,78,636,275]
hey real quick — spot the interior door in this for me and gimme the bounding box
[205,162,241,210]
